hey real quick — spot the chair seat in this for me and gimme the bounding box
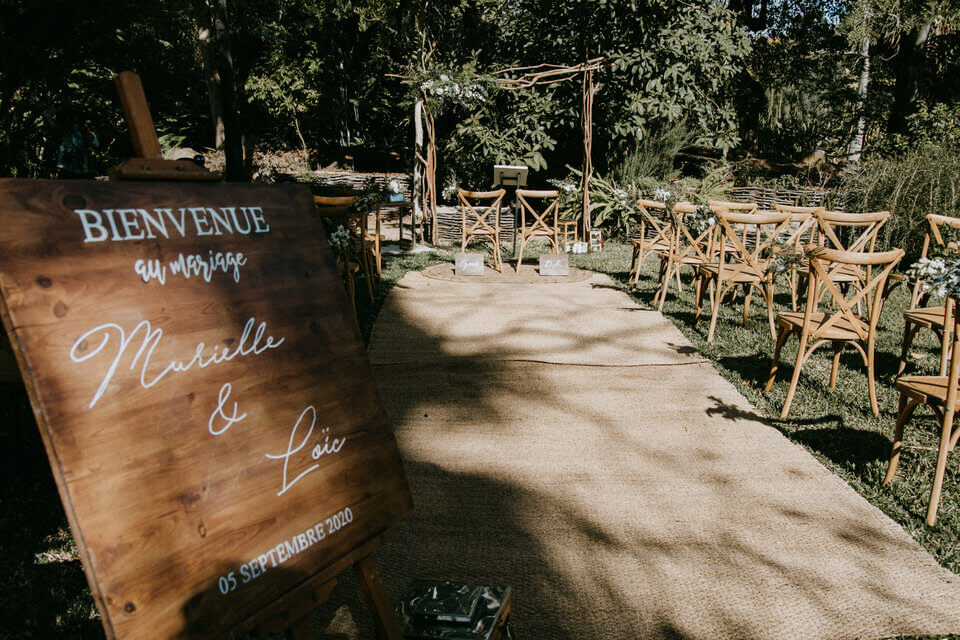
[631,238,671,252]
[466,228,498,237]
[698,262,767,283]
[775,311,868,339]
[896,375,960,409]
[903,305,948,330]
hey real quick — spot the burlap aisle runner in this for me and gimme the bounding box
[320,271,960,639]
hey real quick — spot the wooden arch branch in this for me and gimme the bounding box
[408,56,606,245]
[491,56,606,240]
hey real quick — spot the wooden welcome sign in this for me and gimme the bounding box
[0,178,412,638]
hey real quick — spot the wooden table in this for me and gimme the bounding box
[379,199,418,247]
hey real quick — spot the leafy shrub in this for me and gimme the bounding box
[612,124,696,186]
[836,142,960,262]
[875,101,960,157]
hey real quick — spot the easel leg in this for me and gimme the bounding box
[285,617,314,640]
[354,555,402,640]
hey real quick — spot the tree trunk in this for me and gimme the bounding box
[194,12,225,148]
[888,22,931,135]
[845,32,871,168]
[205,0,245,181]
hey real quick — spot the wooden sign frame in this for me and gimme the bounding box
[0,74,411,639]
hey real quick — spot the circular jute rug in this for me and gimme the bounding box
[421,262,593,283]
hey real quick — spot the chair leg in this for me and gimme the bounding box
[830,341,843,389]
[693,272,707,325]
[656,258,672,311]
[898,321,919,377]
[515,235,527,272]
[743,285,752,328]
[940,324,953,377]
[764,282,777,340]
[765,325,789,392]
[884,395,919,487]
[866,338,879,417]
[927,406,956,526]
[629,245,641,286]
[780,331,810,419]
[363,255,375,303]
[706,282,724,343]
[788,271,798,312]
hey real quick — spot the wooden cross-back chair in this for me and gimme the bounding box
[628,198,672,288]
[898,214,960,376]
[458,188,505,271]
[885,296,960,526]
[765,247,905,419]
[803,210,890,307]
[653,201,708,310]
[515,189,560,270]
[313,195,375,306]
[773,204,824,310]
[694,209,794,343]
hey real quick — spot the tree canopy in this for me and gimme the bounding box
[1,0,958,182]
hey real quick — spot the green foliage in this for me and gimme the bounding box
[612,123,695,185]
[837,141,960,262]
[878,101,960,155]
[444,86,558,186]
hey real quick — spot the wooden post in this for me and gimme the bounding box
[581,64,595,245]
[355,554,403,639]
[109,72,220,181]
[114,71,163,159]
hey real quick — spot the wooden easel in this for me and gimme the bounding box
[110,71,404,640]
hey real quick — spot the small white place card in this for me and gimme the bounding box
[539,253,569,276]
[455,252,485,276]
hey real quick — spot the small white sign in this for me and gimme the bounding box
[455,253,485,276]
[539,253,569,276]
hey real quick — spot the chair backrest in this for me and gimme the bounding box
[516,189,560,235]
[774,204,824,215]
[636,198,670,243]
[909,213,960,307]
[770,209,817,250]
[804,247,905,341]
[714,210,794,281]
[709,200,758,213]
[313,195,359,218]
[669,201,715,264]
[814,209,889,253]
[458,188,505,235]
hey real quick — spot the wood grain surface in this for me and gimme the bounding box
[0,179,413,639]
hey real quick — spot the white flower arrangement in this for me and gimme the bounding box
[906,255,960,298]
[388,179,402,194]
[329,225,353,257]
[442,179,459,201]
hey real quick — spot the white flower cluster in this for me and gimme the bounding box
[442,179,459,201]
[388,179,401,194]
[549,178,579,194]
[907,256,960,298]
[421,73,487,104]
[653,187,672,202]
[612,187,631,207]
[686,205,717,235]
[329,225,353,256]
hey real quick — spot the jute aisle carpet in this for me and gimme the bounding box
[316,270,960,640]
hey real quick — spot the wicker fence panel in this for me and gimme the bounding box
[729,186,830,209]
